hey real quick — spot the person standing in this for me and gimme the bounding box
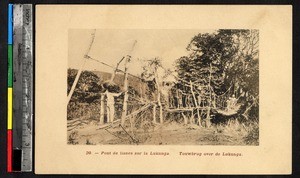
[105,90,122,123]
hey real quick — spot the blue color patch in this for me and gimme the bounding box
[8,4,13,44]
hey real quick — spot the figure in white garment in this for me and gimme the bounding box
[226,94,238,111]
[105,90,122,123]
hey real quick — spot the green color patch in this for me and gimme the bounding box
[8,45,12,87]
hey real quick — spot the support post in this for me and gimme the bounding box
[121,56,130,126]
[67,60,87,104]
[100,94,105,125]
[152,105,157,123]
[206,63,213,127]
[190,80,201,126]
[67,30,96,105]
[154,69,163,124]
[121,40,137,126]
[106,91,120,123]
[181,112,188,125]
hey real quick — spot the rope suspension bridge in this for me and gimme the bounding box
[67,29,244,131]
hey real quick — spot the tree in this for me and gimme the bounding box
[141,58,164,123]
[220,29,259,98]
[219,29,259,120]
[175,29,259,123]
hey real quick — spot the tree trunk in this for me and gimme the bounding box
[157,91,163,124]
[190,80,201,126]
[206,63,213,127]
[153,67,164,124]
[206,108,211,127]
[176,90,179,108]
[189,112,194,124]
[213,93,216,108]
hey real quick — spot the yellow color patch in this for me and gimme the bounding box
[7,88,12,129]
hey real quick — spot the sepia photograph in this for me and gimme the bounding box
[35,5,291,174]
[67,29,259,146]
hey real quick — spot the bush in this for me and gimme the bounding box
[243,121,259,145]
[68,131,79,145]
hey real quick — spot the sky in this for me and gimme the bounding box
[68,29,217,77]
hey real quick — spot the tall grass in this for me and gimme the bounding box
[215,118,259,145]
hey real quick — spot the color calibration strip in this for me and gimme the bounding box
[8,4,33,172]
[7,3,13,173]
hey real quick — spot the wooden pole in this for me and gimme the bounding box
[190,80,201,126]
[121,56,129,126]
[98,104,151,129]
[152,105,157,123]
[206,63,213,127]
[100,94,105,125]
[67,60,87,103]
[213,93,216,108]
[121,40,137,126]
[181,112,188,125]
[110,57,125,82]
[158,91,163,124]
[176,90,179,108]
[139,82,142,98]
[67,30,96,104]
[154,67,163,124]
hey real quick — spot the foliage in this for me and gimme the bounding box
[67,68,146,121]
[67,68,103,103]
[140,58,162,82]
[67,100,100,120]
[175,29,259,121]
[215,119,259,145]
[102,80,121,93]
[220,30,259,100]
[140,58,163,100]
[68,131,79,145]
[243,121,259,145]
[67,68,103,120]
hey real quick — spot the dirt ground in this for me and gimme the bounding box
[67,118,248,145]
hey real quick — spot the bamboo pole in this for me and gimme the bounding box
[67,30,96,105]
[67,60,87,104]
